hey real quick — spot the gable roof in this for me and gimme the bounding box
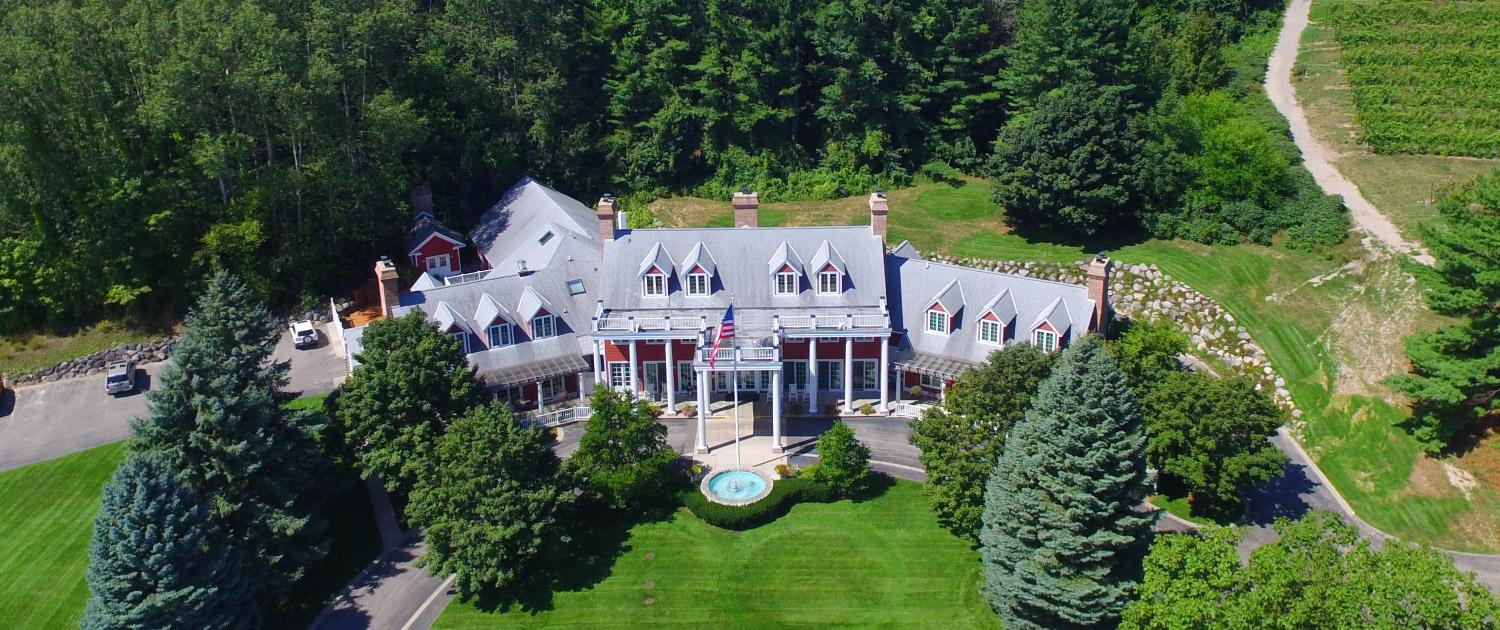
[1030,296,1073,334]
[979,288,1017,324]
[468,177,601,274]
[928,279,964,314]
[681,242,717,276]
[405,216,466,256]
[638,242,675,277]
[517,286,553,321]
[767,241,805,276]
[431,301,472,335]
[808,240,847,275]
[474,293,512,328]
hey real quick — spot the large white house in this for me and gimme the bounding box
[347,178,1112,452]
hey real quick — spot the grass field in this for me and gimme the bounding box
[0,321,167,376]
[435,479,1001,629]
[0,442,124,628]
[1297,1,1500,241]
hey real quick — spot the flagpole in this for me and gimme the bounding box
[733,344,741,470]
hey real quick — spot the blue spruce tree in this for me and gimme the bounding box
[81,453,257,630]
[130,272,333,603]
[980,336,1155,630]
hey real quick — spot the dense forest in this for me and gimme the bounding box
[0,0,1323,332]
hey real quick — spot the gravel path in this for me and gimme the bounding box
[1265,0,1433,264]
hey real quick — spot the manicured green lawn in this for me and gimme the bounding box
[0,442,125,628]
[435,480,1002,629]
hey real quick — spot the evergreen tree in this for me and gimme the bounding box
[910,344,1054,540]
[808,419,871,495]
[566,387,679,509]
[328,310,484,496]
[129,272,331,603]
[81,453,258,630]
[408,402,575,598]
[1002,0,1139,110]
[989,83,1144,237]
[1387,172,1500,450]
[980,336,1155,630]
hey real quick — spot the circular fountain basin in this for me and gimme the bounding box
[701,469,773,506]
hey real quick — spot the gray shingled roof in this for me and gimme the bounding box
[681,242,717,276]
[808,240,847,276]
[886,249,1095,366]
[405,216,466,255]
[468,177,601,273]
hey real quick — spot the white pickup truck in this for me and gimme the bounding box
[290,320,320,349]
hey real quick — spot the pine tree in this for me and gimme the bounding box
[129,272,332,603]
[1386,172,1500,450]
[566,387,678,509]
[1002,0,1139,110]
[408,401,575,598]
[980,336,1155,630]
[328,309,484,496]
[81,453,258,630]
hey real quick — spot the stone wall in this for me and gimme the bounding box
[2,338,177,388]
[923,254,1300,421]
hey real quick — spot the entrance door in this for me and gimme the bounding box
[643,362,666,400]
[818,360,843,390]
[425,253,453,276]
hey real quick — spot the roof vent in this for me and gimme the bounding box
[516,259,530,275]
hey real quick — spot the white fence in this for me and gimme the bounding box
[522,405,591,428]
[891,401,927,418]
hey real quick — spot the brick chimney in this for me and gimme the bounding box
[1087,254,1112,337]
[868,189,889,243]
[732,188,759,228]
[409,186,434,220]
[596,194,617,252]
[376,257,400,320]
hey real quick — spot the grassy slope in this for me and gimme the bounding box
[436,480,1000,629]
[0,321,166,376]
[1296,0,1500,241]
[0,442,125,628]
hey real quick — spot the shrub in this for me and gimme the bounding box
[681,477,834,529]
[859,403,875,415]
[774,463,798,478]
[789,402,804,415]
[909,385,924,399]
[681,403,697,417]
[822,403,839,416]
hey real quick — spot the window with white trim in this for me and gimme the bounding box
[979,319,1002,344]
[425,254,451,272]
[608,362,630,389]
[531,314,556,339]
[450,331,469,353]
[487,323,513,348]
[643,273,666,297]
[920,372,945,388]
[1034,329,1058,352]
[926,310,949,334]
[678,361,696,392]
[540,376,566,400]
[818,270,840,294]
[776,271,798,295]
[687,272,709,296]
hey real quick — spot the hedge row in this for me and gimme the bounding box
[681,477,834,529]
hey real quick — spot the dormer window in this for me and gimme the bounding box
[927,309,949,335]
[532,314,557,339]
[487,323,513,348]
[818,270,841,294]
[451,331,469,353]
[1034,329,1058,352]
[776,271,798,295]
[687,272,709,296]
[643,272,666,297]
[979,319,1002,345]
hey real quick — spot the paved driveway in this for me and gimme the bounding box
[0,325,348,473]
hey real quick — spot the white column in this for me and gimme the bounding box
[536,380,545,411]
[696,369,708,452]
[593,340,603,392]
[843,336,854,413]
[665,339,677,411]
[628,339,639,399]
[772,369,783,452]
[579,373,588,406]
[808,338,819,410]
[879,335,889,411]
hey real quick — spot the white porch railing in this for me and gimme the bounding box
[851,314,888,328]
[593,315,708,333]
[699,346,778,362]
[522,405,591,428]
[775,313,889,331]
[891,401,928,418]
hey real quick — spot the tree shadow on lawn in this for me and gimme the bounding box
[1236,460,1317,528]
[850,471,897,504]
[464,496,682,615]
[1005,219,1149,255]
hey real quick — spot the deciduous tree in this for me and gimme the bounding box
[980,336,1154,630]
[1142,371,1287,504]
[328,310,484,496]
[408,402,575,598]
[567,387,679,508]
[808,419,871,495]
[82,453,259,630]
[909,344,1054,539]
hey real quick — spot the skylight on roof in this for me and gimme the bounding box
[567,279,585,295]
[538,231,555,245]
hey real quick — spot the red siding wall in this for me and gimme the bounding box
[411,237,462,274]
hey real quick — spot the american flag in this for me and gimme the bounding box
[710,305,735,369]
